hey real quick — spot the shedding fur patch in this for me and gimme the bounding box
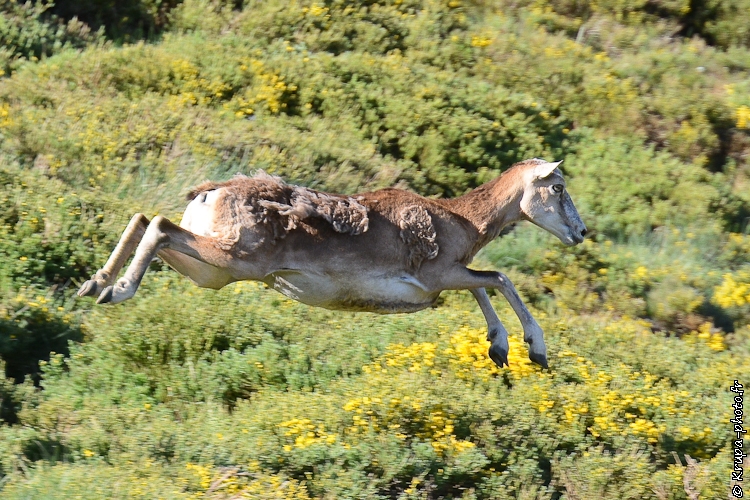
[398,205,439,271]
[260,188,369,235]
[186,171,369,249]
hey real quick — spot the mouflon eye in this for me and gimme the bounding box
[552,184,564,194]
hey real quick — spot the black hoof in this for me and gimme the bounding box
[488,343,509,368]
[487,327,500,342]
[96,286,114,304]
[77,280,98,297]
[529,352,549,369]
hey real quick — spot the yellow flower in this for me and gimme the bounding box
[633,266,648,279]
[713,272,750,308]
[707,333,725,351]
[470,35,492,48]
[308,3,328,16]
[737,105,750,129]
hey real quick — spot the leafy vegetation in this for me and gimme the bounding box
[0,0,748,498]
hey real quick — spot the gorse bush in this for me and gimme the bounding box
[0,0,748,498]
[0,166,127,288]
[2,0,749,216]
[0,0,102,72]
[513,0,750,49]
[0,282,743,498]
[50,0,180,40]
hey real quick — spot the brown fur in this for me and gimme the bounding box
[398,205,439,271]
[81,158,587,370]
[186,159,553,266]
[259,188,368,235]
[438,159,542,261]
[187,172,369,249]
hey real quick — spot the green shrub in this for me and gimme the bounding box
[50,0,180,41]
[0,0,103,72]
[0,0,747,497]
[564,136,723,235]
[0,164,127,288]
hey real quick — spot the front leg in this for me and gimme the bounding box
[437,267,548,368]
[470,288,509,367]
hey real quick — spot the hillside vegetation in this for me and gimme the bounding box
[0,0,748,498]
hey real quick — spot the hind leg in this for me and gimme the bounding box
[158,248,234,290]
[96,215,236,304]
[78,214,150,298]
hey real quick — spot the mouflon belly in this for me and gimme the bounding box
[262,271,439,313]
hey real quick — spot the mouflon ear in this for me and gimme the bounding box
[533,160,563,180]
